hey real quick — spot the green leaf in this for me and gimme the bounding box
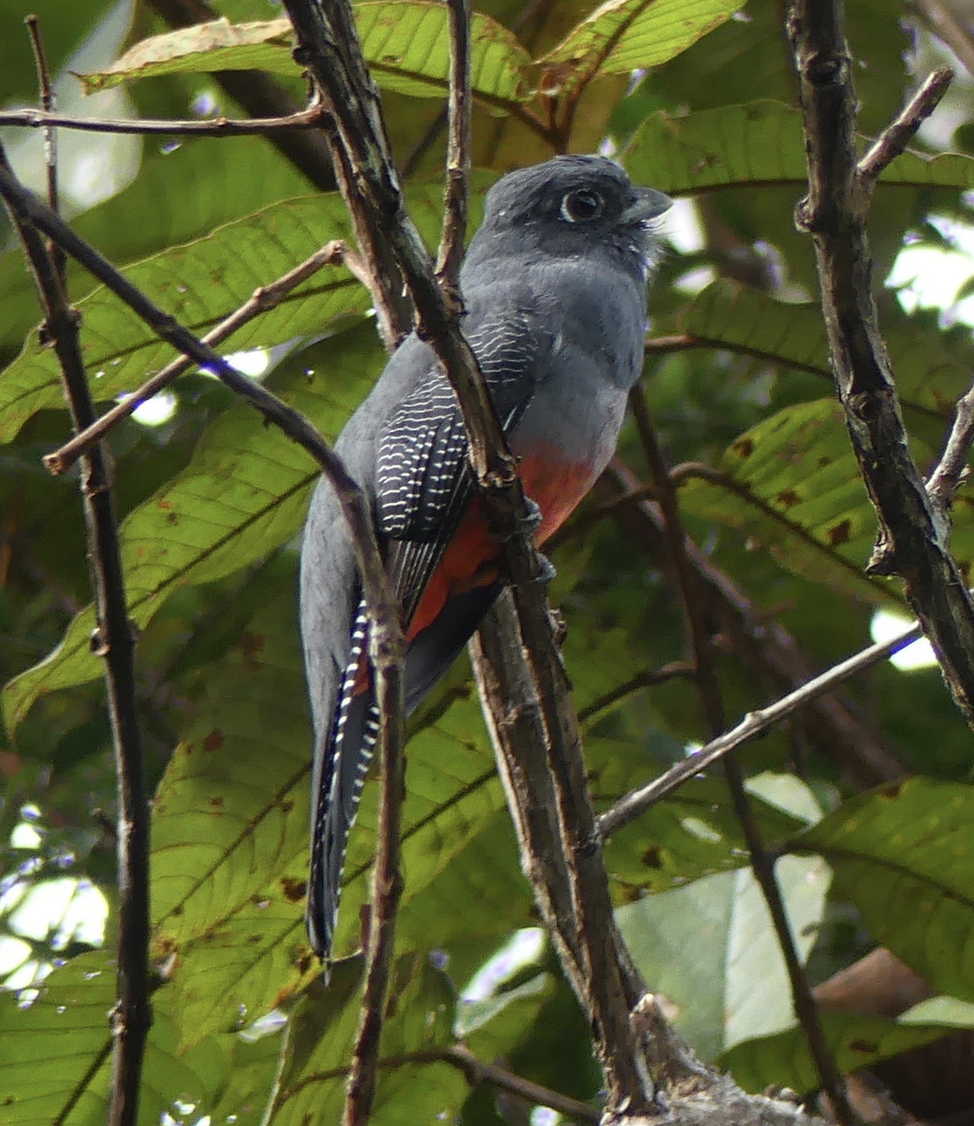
[0,135,313,355]
[625,99,974,196]
[677,396,929,605]
[0,176,479,445]
[719,1010,950,1094]
[79,5,532,106]
[794,779,974,1003]
[538,0,743,93]
[2,325,385,733]
[0,951,229,1126]
[617,812,830,1062]
[676,278,970,419]
[263,956,465,1126]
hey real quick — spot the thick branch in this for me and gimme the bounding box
[788,2,974,725]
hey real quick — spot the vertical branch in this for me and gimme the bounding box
[788,2,974,726]
[435,0,472,291]
[630,388,855,1123]
[0,142,151,1126]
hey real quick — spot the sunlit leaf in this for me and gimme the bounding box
[78,5,532,106]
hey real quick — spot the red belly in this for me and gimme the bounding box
[406,449,595,641]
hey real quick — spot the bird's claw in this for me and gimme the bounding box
[530,550,556,586]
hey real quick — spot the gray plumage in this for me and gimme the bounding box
[300,155,670,962]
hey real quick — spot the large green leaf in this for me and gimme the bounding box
[719,1010,950,1095]
[794,779,974,1003]
[625,100,974,197]
[2,325,385,732]
[80,5,532,107]
[0,177,479,445]
[0,135,313,355]
[677,398,906,604]
[673,277,970,418]
[263,956,464,1126]
[0,951,229,1126]
[537,0,743,93]
[617,774,827,1061]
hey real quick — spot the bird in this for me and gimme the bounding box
[300,154,671,964]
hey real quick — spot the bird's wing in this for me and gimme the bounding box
[376,305,545,624]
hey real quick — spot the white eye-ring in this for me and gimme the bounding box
[561,188,604,223]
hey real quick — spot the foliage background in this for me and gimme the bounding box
[3,0,974,1122]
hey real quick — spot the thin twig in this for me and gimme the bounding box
[598,618,923,839]
[857,68,952,188]
[927,387,974,515]
[143,0,337,191]
[435,0,472,290]
[0,104,327,136]
[44,241,369,475]
[24,18,59,227]
[577,661,697,722]
[0,141,150,1126]
[441,1045,600,1124]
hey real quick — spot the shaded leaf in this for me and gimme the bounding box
[720,1010,950,1095]
[625,99,974,196]
[794,779,974,1003]
[677,397,930,605]
[0,951,229,1126]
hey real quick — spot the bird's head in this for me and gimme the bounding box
[470,155,671,279]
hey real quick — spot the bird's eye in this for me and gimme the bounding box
[561,188,603,223]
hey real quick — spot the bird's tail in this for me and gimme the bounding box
[306,599,379,962]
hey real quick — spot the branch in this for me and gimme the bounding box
[0,104,327,136]
[435,0,472,290]
[909,0,974,80]
[280,0,655,1114]
[598,617,922,839]
[786,9,974,726]
[630,390,854,1124]
[0,139,150,1126]
[44,240,370,475]
[143,0,337,190]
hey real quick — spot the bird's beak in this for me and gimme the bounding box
[621,187,672,225]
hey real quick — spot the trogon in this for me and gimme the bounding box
[300,154,671,963]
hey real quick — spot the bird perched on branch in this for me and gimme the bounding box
[300,154,670,965]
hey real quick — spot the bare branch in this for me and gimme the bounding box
[0,140,150,1126]
[787,4,974,726]
[44,240,368,476]
[857,67,952,188]
[143,0,337,190]
[909,0,974,80]
[630,388,854,1123]
[599,618,923,839]
[435,0,472,290]
[0,104,327,136]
